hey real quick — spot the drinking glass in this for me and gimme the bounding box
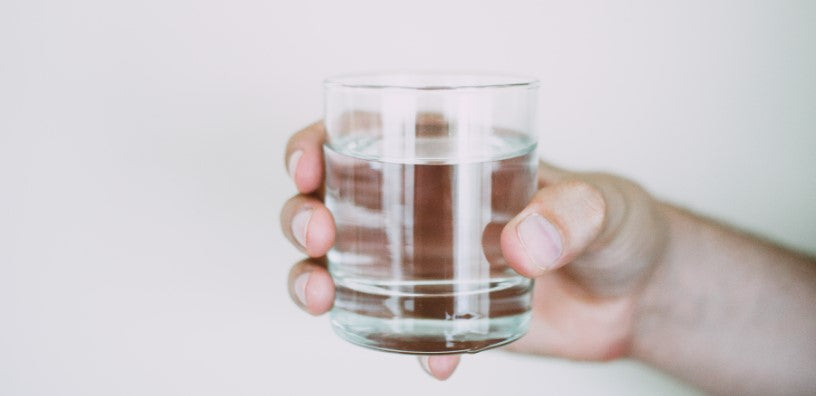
[323,72,539,354]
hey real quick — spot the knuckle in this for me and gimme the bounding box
[562,179,607,226]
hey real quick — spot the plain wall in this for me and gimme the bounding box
[2,0,814,395]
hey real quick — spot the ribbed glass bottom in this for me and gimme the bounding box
[330,309,531,355]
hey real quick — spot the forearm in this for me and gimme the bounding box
[632,204,816,395]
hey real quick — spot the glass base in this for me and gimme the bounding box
[330,309,531,355]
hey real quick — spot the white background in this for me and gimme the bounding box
[2,0,814,395]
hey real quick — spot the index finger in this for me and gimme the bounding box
[285,121,327,194]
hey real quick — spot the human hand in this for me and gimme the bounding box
[281,121,668,379]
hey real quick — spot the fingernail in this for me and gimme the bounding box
[294,272,310,307]
[288,150,303,181]
[517,213,563,270]
[418,356,432,377]
[291,208,313,248]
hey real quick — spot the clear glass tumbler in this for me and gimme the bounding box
[323,72,539,354]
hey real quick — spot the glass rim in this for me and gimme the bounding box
[324,71,539,91]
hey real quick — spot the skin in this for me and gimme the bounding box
[281,121,816,393]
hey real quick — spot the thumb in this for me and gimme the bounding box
[500,179,607,278]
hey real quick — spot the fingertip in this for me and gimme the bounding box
[500,214,546,278]
[419,355,460,381]
[305,206,336,257]
[287,149,303,183]
[294,149,324,194]
[288,258,334,316]
[285,121,327,194]
[501,180,607,277]
[304,269,335,315]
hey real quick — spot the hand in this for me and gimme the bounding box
[280,121,669,379]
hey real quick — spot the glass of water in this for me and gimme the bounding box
[323,72,539,354]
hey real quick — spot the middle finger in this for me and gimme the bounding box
[280,194,336,257]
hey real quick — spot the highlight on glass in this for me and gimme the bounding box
[323,72,539,354]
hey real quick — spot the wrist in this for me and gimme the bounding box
[625,201,816,395]
[628,203,690,363]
